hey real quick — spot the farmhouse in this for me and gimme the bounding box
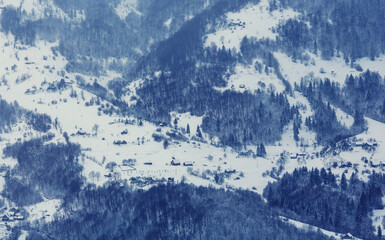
[168,177,174,183]
[77,130,87,136]
[119,165,136,172]
[122,158,136,166]
[171,158,181,166]
[183,161,193,166]
[13,213,24,221]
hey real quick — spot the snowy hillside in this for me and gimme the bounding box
[0,0,385,239]
[205,0,299,51]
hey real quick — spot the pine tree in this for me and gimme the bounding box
[381,99,385,116]
[341,173,347,190]
[186,124,190,134]
[163,140,169,149]
[353,109,365,126]
[378,226,382,239]
[257,143,267,157]
[356,192,369,222]
[196,125,202,138]
[293,121,299,141]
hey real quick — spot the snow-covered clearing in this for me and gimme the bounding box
[275,51,385,87]
[280,216,362,240]
[113,0,142,20]
[25,199,61,222]
[332,105,354,128]
[373,197,385,236]
[215,59,286,93]
[205,0,299,51]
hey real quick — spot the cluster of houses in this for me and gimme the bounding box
[228,19,246,28]
[1,208,24,223]
[25,86,37,95]
[69,130,89,137]
[354,141,378,151]
[290,152,307,159]
[113,140,128,145]
[171,157,193,166]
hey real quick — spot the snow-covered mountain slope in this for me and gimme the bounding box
[0,30,319,197]
[1,0,385,238]
[275,51,385,86]
[0,0,381,205]
[203,0,385,96]
[204,0,299,51]
[1,0,85,22]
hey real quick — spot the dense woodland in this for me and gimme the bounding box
[264,167,385,239]
[297,81,355,143]
[295,70,385,143]
[1,0,223,76]
[298,71,385,124]
[275,0,385,63]
[3,138,84,200]
[0,97,52,133]
[0,98,23,132]
[26,183,332,240]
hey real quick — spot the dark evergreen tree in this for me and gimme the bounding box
[353,109,365,127]
[341,173,347,191]
[196,125,203,138]
[163,139,169,149]
[382,99,385,116]
[293,121,299,141]
[186,123,190,134]
[257,143,267,157]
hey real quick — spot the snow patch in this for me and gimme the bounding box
[164,18,173,29]
[114,0,141,20]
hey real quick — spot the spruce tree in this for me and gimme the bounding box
[196,125,202,138]
[381,99,385,116]
[341,173,347,190]
[186,124,190,134]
